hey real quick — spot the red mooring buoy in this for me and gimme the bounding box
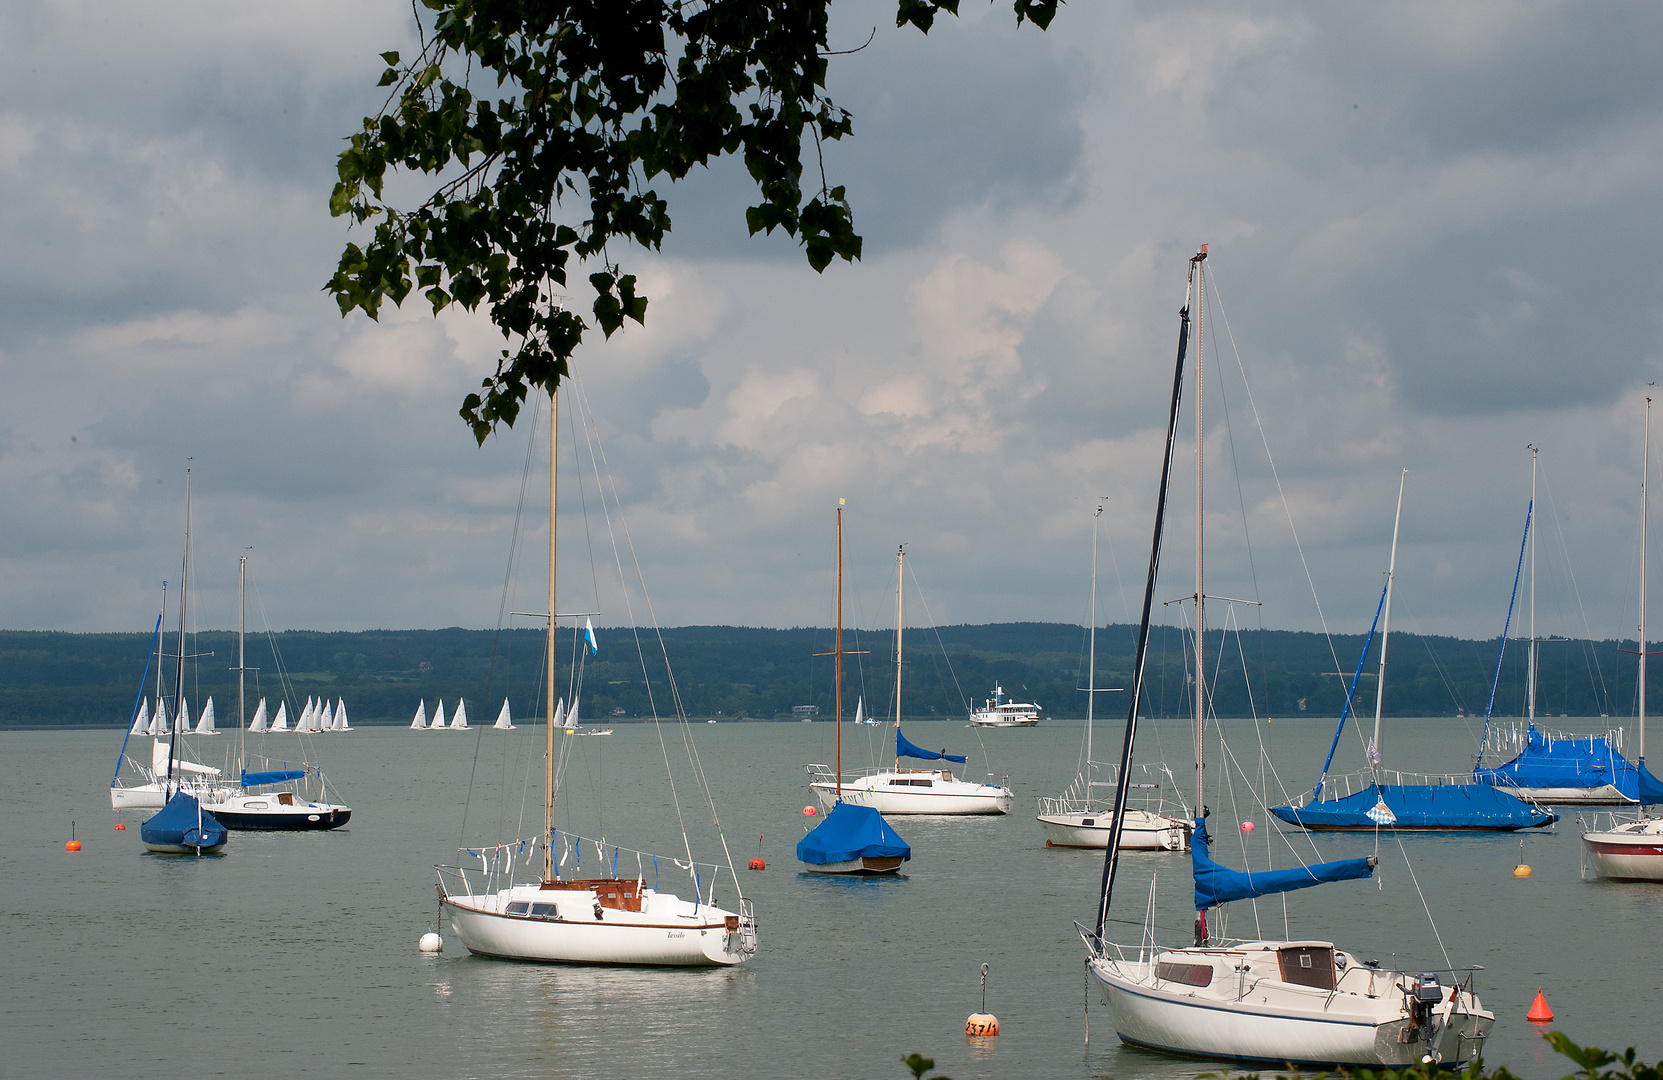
[1527,988,1554,1024]
[114,823,126,831]
[803,805,817,816]
[749,857,766,871]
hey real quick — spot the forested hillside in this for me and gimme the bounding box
[0,621,1638,729]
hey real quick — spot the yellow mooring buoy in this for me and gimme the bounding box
[1513,838,1531,877]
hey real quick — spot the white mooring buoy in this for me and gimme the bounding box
[418,932,443,953]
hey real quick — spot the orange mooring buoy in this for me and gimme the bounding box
[749,857,766,871]
[65,840,81,851]
[114,823,126,831]
[803,805,817,816]
[1527,988,1554,1023]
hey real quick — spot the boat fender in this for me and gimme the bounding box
[593,904,605,920]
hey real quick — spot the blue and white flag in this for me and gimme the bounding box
[584,617,599,655]
[1366,798,1397,826]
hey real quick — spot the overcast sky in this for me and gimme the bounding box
[3,1,1662,648]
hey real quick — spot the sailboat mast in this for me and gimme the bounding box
[238,555,247,773]
[169,467,192,787]
[893,545,904,769]
[1087,505,1102,768]
[1372,471,1406,769]
[1527,447,1538,722]
[1643,398,1651,767]
[545,389,559,882]
[157,580,167,727]
[835,506,844,799]
[1193,254,1206,817]
[1095,245,1199,937]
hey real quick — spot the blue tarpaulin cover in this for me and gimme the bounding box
[242,769,307,787]
[896,728,966,764]
[140,791,229,849]
[1192,817,1374,911]
[1473,724,1663,805]
[1269,783,1558,830]
[796,802,912,865]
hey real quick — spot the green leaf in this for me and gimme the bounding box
[379,50,400,65]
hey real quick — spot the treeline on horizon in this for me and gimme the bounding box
[0,621,1643,729]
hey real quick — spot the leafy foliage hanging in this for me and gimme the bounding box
[328,0,1058,444]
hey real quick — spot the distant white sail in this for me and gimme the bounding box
[180,700,190,736]
[271,701,289,731]
[318,699,334,731]
[433,700,447,730]
[195,697,216,734]
[335,698,351,731]
[131,700,150,735]
[566,693,581,731]
[304,697,320,732]
[493,699,514,730]
[553,698,567,731]
[249,699,268,732]
[451,699,468,729]
[411,700,427,730]
[148,698,167,736]
[853,698,864,725]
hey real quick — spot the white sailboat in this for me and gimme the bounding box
[439,385,757,966]
[249,699,268,733]
[1038,504,1190,851]
[1081,247,1493,1067]
[450,699,469,729]
[807,546,1014,816]
[432,700,447,730]
[317,699,335,731]
[194,697,217,735]
[411,701,428,730]
[270,701,289,731]
[493,699,515,730]
[131,701,149,735]
[335,699,351,731]
[1583,396,1663,879]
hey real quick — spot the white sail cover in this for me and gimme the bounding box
[271,701,289,731]
[411,700,427,729]
[131,700,150,735]
[151,738,223,778]
[493,699,514,730]
[433,700,447,729]
[335,698,351,730]
[450,699,468,729]
[318,699,334,731]
[195,697,216,734]
[249,699,268,732]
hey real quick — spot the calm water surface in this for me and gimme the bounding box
[5,716,1661,1080]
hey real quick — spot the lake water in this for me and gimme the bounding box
[5,715,1661,1080]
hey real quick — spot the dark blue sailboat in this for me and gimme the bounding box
[1272,477,1556,832]
[797,802,911,875]
[141,790,228,855]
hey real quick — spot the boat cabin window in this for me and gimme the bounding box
[505,902,530,915]
[890,778,933,788]
[1277,946,1336,990]
[244,801,269,810]
[277,792,296,806]
[528,902,559,918]
[1155,961,1213,987]
[1081,819,1095,827]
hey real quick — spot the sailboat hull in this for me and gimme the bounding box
[1090,947,1493,1068]
[810,773,1012,815]
[205,794,352,831]
[1583,819,1663,880]
[442,883,756,966]
[799,856,905,874]
[1038,808,1189,850]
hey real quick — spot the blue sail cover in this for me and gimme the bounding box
[796,802,912,865]
[242,769,307,787]
[1192,817,1374,911]
[1473,725,1663,805]
[140,791,229,849]
[1269,783,1557,830]
[896,727,966,764]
